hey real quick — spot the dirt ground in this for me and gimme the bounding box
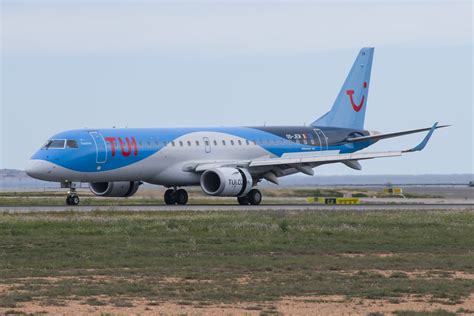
[1,294,473,315]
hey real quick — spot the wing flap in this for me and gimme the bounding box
[249,151,402,167]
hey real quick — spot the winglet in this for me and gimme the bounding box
[403,122,438,153]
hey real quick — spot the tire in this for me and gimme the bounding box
[175,189,188,205]
[237,196,249,205]
[66,196,72,205]
[71,195,80,205]
[247,189,262,205]
[164,189,176,205]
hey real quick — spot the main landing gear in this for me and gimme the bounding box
[164,188,188,205]
[237,188,262,206]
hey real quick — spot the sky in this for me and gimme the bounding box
[1,0,472,175]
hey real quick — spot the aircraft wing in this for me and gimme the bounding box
[190,122,439,178]
[250,122,439,167]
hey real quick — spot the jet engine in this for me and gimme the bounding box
[89,181,140,197]
[200,167,252,197]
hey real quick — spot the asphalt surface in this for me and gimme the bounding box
[1,203,472,213]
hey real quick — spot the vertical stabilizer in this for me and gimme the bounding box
[312,47,374,129]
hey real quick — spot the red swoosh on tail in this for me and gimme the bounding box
[346,89,365,112]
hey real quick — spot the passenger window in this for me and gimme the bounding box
[213,140,217,146]
[230,140,234,146]
[238,140,242,145]
[187,141,191,146]
[246,140,250,145]
[204,140,209,146]
[196,140,200,146]
[179,141,183,146]
[171,141,175,146]
[222,140,226,146]
[66,140,78,148]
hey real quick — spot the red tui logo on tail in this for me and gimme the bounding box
[346,82,367,112]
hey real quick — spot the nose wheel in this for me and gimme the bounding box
[164,188,188,205]
[66,194,80,206]
[63,183,80,206]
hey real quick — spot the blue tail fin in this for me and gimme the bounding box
[311,47,374,129]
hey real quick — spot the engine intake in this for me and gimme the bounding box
[89,181,140,197]
[200,167,252,197]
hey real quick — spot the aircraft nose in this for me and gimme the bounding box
[25,159,53,180]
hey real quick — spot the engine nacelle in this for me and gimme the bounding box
[200,167,252,197]
[89,181,140,197]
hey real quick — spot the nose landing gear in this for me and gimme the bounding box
[164,187,188,205]
[66,193,80,206]
[62,181,80,206]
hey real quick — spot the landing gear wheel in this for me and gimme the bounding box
[164,189,176,205]
[66,194,80,206]
[71,195,80,205]
[247,189,262,205]
[237,196,249,205]
[175,189,188,205]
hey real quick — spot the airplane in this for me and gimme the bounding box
[26,47,447,206]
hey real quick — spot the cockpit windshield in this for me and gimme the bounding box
[42,139,78,149]
[66,140,78,148]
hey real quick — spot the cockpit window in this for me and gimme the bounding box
[66,140,79,148]
[42,139,66,149]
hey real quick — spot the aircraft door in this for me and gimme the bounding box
[313,129,329,151]
[89,131,107,163]
[203,137,211,153]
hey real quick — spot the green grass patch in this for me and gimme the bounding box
[0,210,473,306]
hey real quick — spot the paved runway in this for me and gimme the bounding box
[1,203,472,213]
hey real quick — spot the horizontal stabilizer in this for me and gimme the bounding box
[347,124,449,143]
